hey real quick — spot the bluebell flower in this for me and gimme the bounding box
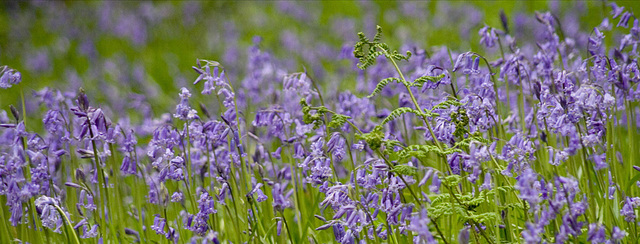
[407,208,437,244]
[612,226,626,241]
[620,197,640,222]
[0,66,21,89]
[479,25,498,48]
[174,87,199,121]
[587,223,606,243]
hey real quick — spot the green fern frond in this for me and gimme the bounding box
[390,164,417,176]
[356,128,385,150]
[367,77,403,98]
[430,96,464,111]
[327,114,351,129]
[411,74,446,88]
[374,107,434,131]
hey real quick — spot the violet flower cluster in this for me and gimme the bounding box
[2,2,640,244]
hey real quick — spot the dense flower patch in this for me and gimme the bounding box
[2,1,640,243]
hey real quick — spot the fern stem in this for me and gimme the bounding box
[383,49,445,152]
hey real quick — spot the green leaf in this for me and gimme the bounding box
[411,74,446,88]
[398,144,462,160]
[356,129,385,150]
[428,202,453,219]
[374,107,434,131]
[444,175,463,187]
[430,96,464,111]
[367,77,403,98]
[328,114,351,128]
[390,164,418,176]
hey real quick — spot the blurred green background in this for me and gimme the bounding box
[1,1,638,116]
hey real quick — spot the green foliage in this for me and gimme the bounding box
[444,175,463,187]
[356,128,385,150]
[328,114,351,129]
[454,133,492,149]
[390,164,418,176]
[428,201,455,219]
[411,74,446,88]
[384,139,404,160]
[300,98,326,129]
[367,77,404,98]
[374,107,434,132]
[398,144,462,160]
[431,96,465,110]
[451,107,470,139]
[428,190,498,225]
[354,25,412,70]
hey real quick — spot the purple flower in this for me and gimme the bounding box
[407,208,436,244]
[171,191,183,202]
[612,226,626,241]
[522,222,542,244]
[0,66,22,89]
[429,174,441,194]
[621,197,640,222]
[277,219,283,236]
[480,172,492,191]
[587,223,606,243]
[610,3,625,18]
[152,215,167,236]
[617,12,632,28]
[516,168,542,209]
[591,153,608,170]
[479,25,498,48]
[272,182,293,211]
[174,87,199,121]
[248,183,268,202]
[458,226,470,244]
[327,132,346,161]
[193,64,226,95]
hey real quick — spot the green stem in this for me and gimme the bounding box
[52,204,82,244]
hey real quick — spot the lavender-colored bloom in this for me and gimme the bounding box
[418,169,433,187]
[152,215,167,236]
[0,66,22,89]
[272,182,293,211]
[591,153,607,170]
[631,19,640,37]
[327,132,346,161]
[81,224,99,239]
[429,174,441,193]
[610,3,625,18]
[407,208,436,244]
[255,188,268,202]
[271,147,282,159]
[480,172,492,191]
[193,64,226,95]
[621,197,640,222]
[248,183,268,202]
[171,191,183,202]
[516,168,542,209]
[522,222,542,244]
[479,25,498,48]
[612,226,626,241]
[458,226,470,244]
[35,196,65,233]
[120,156,137,175]
[277,220,283,236]
[174,87,199,121]
[587,223,606,243]
[617,12,632,28]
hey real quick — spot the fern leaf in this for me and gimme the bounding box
[367,77,402,98]
[328,114,351,128]
[374,107,430,131]
[411,74,446,88]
